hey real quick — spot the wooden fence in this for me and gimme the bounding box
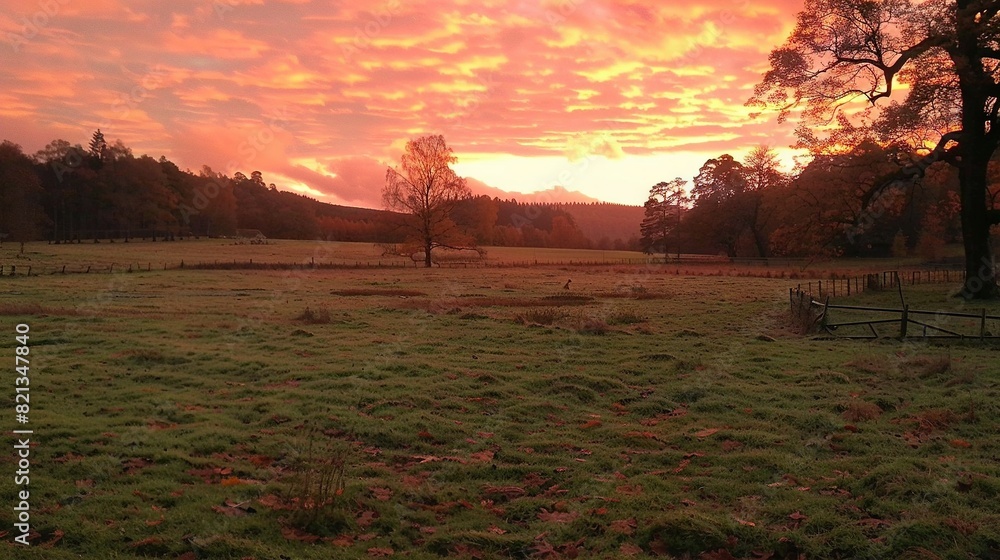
[792,269,963,300]
[789,288,1000,340]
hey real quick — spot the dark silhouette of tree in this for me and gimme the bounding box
[741,146,786,257]
[687,155,747,256]
[640,179,687,257]
[382,135,472,267]
[88,129,107,166]
[748,0,1000,298]
[0,141,47,252]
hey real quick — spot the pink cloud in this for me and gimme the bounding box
[3,0,808,205]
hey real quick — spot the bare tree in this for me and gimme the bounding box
[749,0,1000,299]
[383,135,472,267]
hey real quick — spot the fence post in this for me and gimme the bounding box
[981,308,987,340]
[900,305,909,338]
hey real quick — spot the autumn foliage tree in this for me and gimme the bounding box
[383,135,472,267]
[749,0,1000,298]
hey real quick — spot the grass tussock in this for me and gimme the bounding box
[912,408,959,431]
[578,317,609,335]
[516,308,566,325]
[282,429,349,535]
[295,306,332,324]
[841,401,883,422]
[607,310,647,325]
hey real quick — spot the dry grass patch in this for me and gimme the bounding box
[578,317,609,335]
[516,309,566,325]
[846,353,896,375]
[912,408,959,431]
[0,302,80,316]
[331,288,426,297]
[607,310,647,325]
[398,295,593,312]
[903,354,951,377]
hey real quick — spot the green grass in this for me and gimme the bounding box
[0,250,998,558]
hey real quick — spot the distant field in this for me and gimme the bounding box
[1,256,998,558]
[0,238,952,279]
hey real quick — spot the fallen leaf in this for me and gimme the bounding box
[950,439,972,448]
[620,543,643,557]
[701,550,739,560]
[357,511,378,527]
[281,526,320,542]
[537,509,579,523]
[581,419,602,429]
[616,484,643,496]
[610,518,637,535]
[722,440,744,451]
[368,547,394,557]
[736,518,756,527]
[488,525,507,535]
[371,487,392,501]
[129,537,163,548]
[470,450,495,462]
[329,534,354,546]
[40,529,64,548]
[694,428,720,438]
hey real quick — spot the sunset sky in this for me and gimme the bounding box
[1,0,806,207]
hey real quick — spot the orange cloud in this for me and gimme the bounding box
[3,0,808,205]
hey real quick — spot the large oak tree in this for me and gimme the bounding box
[383,135,472,267]
[749,0,1000,298]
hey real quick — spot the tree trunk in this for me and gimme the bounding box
[958,152,998,298]
[424,238,432,268]
[954,2,999,299]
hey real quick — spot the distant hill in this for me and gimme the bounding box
[558,203,643,248]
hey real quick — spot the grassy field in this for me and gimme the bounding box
[1,238,946,279]
[1,243,999,559]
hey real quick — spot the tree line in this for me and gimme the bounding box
[0,132,624,252]
[641,143,976,261]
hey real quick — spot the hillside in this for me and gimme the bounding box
[559,202,643,248]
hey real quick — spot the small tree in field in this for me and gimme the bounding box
[383,135,472,267]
